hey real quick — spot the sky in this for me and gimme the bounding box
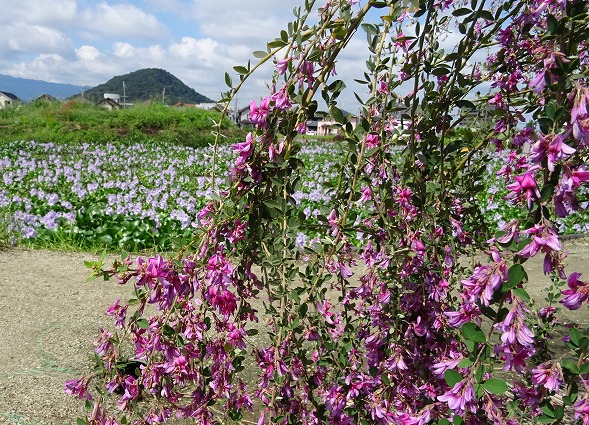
[0,0,374,110]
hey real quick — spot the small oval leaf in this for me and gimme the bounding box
[444,369,462,387]
[461,322,486,343]
[482,378,508,395]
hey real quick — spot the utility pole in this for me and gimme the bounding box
[123,81,126,107]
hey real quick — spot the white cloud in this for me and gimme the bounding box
[187,0,303,45]
[75,45,101,61]
[4,23,72,54]
[2,33,263,102]
[0,0,78,24]
[0,0,375,108]
[112,42,135,58]
[79,2,168,40]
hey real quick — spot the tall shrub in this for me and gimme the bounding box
[67,0,589,424]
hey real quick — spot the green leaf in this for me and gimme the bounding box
[444,369,462,387]
[432,67,450,76]
[330,106,345,124]
[136,318,149,329]
[508,264,527,287]
[99,235,113,244]
[268,39,287,49]
[512,287,530,302]
[224,72,232,88]
[562,358,580,374]
[457,358,473,368]
[253,50,267,58]
[453,7,472,16]
[479,10,494,21]
[233,66,248,75]
[475,364,484,383]
[570,328,582,346]
[579,362,589,375]
[482,378,508,395]
[461,322,486,343]
[541,402,556,418]
[456,99,476,110]
[77,419,88,425]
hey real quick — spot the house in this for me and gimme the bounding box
[96,98,121,110]
[0,91,21,109]
[33,94,59,103]
[316,110,359,136]
[235,106,252,127]
[173,102,219,110]
[461,103,496,129]
[194,102,218,110]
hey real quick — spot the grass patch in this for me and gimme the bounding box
[0,100,246,149]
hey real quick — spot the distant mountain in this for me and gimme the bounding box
[0,74,84,101]
[82,68,214,105]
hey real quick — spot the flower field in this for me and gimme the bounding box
[0,139,342,250]
[1,138,588,251]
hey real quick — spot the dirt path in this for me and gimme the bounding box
[0,244,589,424]
[0,249,129,425]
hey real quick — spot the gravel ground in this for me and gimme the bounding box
[0,249,129,425]
[1,243,589,424]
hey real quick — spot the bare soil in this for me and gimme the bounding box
[1,243,589,424]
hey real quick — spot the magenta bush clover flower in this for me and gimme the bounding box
[530,361,564,393]
[561,272,589,310]
[505,169,542,209]
[438,377,476,414]
[64,376,92,400]
[248,97,269,127]
[517,224,561,259]
[529,132,575,172]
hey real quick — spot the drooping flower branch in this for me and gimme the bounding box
[67,1,589,424]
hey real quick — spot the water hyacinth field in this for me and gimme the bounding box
[1,138,588,251]
[0,139,341,251]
